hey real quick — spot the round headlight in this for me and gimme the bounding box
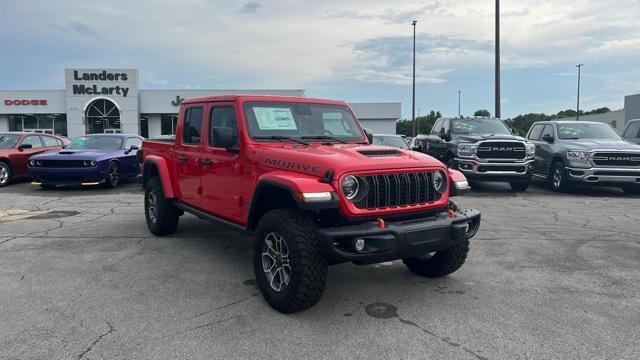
[90,160,97,167]
[83,160,90,167]
[433,170,447,194]
[342,175,360,200]
[29,159,36,166]
[36,160,43,166]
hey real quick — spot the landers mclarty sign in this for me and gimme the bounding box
[71,70,130,97]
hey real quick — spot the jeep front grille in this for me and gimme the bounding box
[477,141,526,160]
[592,152,640,167]
[354,171,440,209]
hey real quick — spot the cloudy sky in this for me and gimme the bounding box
[1,0,638,118]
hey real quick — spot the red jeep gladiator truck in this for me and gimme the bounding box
[139,95,480,313]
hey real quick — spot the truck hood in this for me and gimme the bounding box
[30,149,120,160]
[258,143,444,178]
[455,133,525,143]
[563,139,640,151]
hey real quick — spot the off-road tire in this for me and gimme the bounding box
[510,180,530,191]
[253,208,327,313]
[402,238,470,278]
[622,186,640,195]
[550,161,570,192]
[0,161,11,187]
[103,161,120,188]
[145,177,179,235]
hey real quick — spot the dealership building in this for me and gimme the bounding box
[0,68,400,139]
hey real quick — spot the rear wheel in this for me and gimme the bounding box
[104,161,120,188]
[253,208,327,313]
[145,177,179,235]
[510,180,530,191]
[403,239,470,278]
[622,185,640,195]
[550,161,570,192]
[0,161,11,187]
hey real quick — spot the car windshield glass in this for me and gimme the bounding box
[0,134,20,149]
[557,123,622,140]
[372,135,409,149]
[452,119,511,135]
[243,102,364,142]
[67,136,123,150]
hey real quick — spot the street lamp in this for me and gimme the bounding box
[576,64,583,121]
[495,0,501,119]
[411,20,418,137]
[458,90,462,117]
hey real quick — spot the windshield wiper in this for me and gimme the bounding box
[300,135,346,144]
[253,135,309,146]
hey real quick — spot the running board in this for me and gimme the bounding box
[532,173,547,179]
[173,201,251,234]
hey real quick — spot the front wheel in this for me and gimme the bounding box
[104,161,120,188]
[145,177,179,235]
[510,180,530,191]
[0,161,12,187]
[550,161,570,192]
[403,239,470,278]
[253,208,327,313]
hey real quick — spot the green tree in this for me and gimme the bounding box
[395,110,442,136]
[474,109,491,117]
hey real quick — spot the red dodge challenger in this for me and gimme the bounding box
[0,132,70,187]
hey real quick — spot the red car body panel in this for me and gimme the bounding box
[141,95,466,228]
[0,132,69,179]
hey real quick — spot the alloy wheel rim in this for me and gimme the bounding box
[261,232,291,292]
[553,167,562,188]
[109,165,119,185]
[147,191,158,224]
[0,166,7,184]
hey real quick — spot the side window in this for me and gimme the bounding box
[541,124,554,139]
[183,107,203,144]
[42,136,59,147]
[209,107,238,147]
[624,122,640,138]
[528,124,544,140]
[431,119,442,135]
[22,135,43,148]
[125,137,143,149]
[442,119,451,133]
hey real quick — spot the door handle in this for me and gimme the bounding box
[201,159,215,167]
[177,155,188,162]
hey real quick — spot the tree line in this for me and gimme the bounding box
[396,108,610,137]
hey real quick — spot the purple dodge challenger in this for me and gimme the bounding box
[28,134,143,189]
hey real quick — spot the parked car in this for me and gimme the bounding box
[371,134,410,149]
[28,134,143,189]
[139,95,480,313]
[526,121,640,194]
[412,117,535,191]
[622,119,640,144]
[0,132,69,187]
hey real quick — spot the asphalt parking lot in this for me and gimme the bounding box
[1,180,639,360]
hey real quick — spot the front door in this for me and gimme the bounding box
[201,104,242,221]
[11,135,47,177]
[176,106,205,205]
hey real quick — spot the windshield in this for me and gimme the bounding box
[372,135,409,149]
[243,102,365,142]
[557,123,622,140]
[452,119,511,135]
[0,134,20,149]
[67,136,123,150]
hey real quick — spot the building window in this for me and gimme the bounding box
[85,98,121,134]
[8,114,67,136]
[161,114,178,135]
[140,115,149,138]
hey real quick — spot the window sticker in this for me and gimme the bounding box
[253,107,298,130]
[322,112,343,120]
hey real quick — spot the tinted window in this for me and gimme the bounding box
[67,136,123,150]
[0,134,20,149]
[22,135,43,148]
[442,119,451,133]
[431,120,442,135]
[42,136,59,147]
[624,122,640,138]
[541,125,554,139]
[557,122,622,140]
[528,124,544,140]
[209,107,238,147]
[183,107,203,144]
[125,137,143,149]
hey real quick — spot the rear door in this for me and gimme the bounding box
[175,105,205,205]
[201,103,242,221]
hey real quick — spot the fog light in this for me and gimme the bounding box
[355,238,365,251]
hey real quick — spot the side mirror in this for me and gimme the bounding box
[18,143,33,150]
[363,129,373,144]
[542,134,554,143]
[212,127,236,149]
[125,144,140,154]
[439,132,451,142]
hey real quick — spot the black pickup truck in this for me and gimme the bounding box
[527,120,640,194]
[411,117,535,191]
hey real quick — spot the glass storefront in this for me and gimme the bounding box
[9,114,68,136]
[85,98,121,134]
[161,114,178,135]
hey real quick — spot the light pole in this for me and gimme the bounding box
[495,0,501,119]
[576,64,583,121]
[458,90,462,117]
[411,20,417,137]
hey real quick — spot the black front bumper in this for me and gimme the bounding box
[317,209,481,265]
